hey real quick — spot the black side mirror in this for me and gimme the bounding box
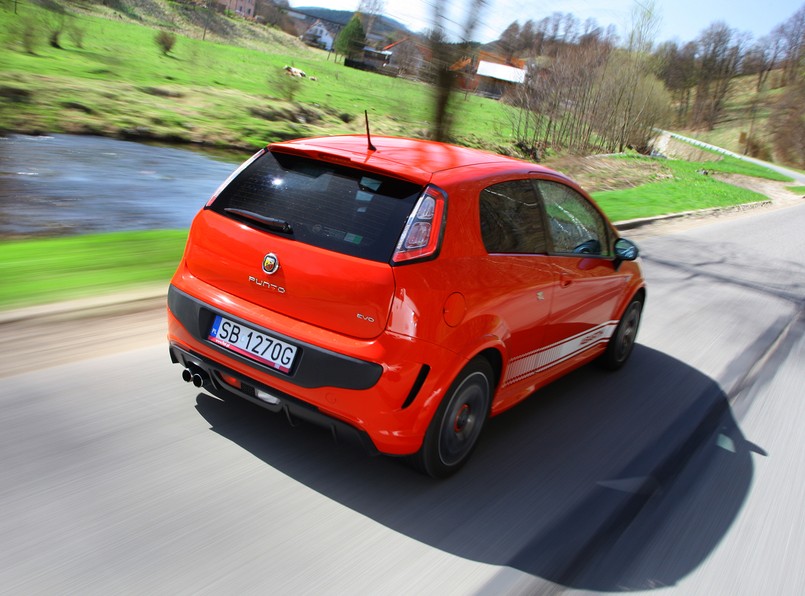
[614,238,639,269]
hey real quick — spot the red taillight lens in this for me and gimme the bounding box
[393,187,447,263]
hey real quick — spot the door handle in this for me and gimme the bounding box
[560,273,572,288]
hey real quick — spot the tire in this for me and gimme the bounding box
[600,295,643,370]
[411,358,493,479]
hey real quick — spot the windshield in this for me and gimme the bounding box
[209,151,423,262]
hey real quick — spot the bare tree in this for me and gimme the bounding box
[745,34,784,92]
[358,0,385,40]
[612,0,662,151]
[770,80,805,167]
[507,22,669,157]
[654,40,698,123]
[498,21,520,62]
[690,22,745,129]
[778,5,805,86]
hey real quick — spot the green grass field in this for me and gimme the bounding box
[0,2,514,149]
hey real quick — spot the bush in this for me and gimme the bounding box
[154,30,177,55]
[268,68,303,102]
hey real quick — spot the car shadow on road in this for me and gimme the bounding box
[194,344,760,591]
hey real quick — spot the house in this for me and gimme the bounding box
[301,20,337,51]
[456,52,527,98]
[474,60,526,97]
[217,0,255,17]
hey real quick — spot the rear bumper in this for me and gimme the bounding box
[167,284,468,455]
[169,285,383,390]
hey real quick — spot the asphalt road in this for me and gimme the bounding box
[1,203,804,594]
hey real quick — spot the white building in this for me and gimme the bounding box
[301,20,337,51]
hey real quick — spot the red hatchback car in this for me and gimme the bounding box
[168,135,645,477]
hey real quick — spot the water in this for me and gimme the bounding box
[0,134,251,237]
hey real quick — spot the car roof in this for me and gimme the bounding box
[268,135,560,185]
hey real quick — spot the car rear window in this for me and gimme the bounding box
[209,151,423,262]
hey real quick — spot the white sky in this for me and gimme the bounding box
[290,0,804,45]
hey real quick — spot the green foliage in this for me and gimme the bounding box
[334,13,365,59]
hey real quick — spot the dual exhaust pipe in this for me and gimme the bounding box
[181,367,209,389]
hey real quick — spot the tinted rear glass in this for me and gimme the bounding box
[210,151,423,262]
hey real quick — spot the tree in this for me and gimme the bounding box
[335,13,366,60]
[498,21,520,62]
[358,0,384,40]
[778,5,805,86]
[770,81,805,167]
[654,40,697,123]
[744,34,784,92]
[690,22,745,129]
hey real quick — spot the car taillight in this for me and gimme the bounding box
[392,186,447,264]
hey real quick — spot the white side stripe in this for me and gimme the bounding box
[503,321,618,386]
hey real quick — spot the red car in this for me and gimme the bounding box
[168,135,645,477]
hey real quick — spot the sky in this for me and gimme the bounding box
[290,0,804,45]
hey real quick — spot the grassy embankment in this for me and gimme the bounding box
[0,1,794,309]
[593,153,791,222]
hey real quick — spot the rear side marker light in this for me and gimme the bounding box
[220,373,242,389]
[393,186,447,263]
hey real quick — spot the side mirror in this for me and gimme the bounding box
[614,238,639,269]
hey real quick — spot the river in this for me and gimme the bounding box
[0,134,251,238]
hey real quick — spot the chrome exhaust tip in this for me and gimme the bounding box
[191,372,207,388]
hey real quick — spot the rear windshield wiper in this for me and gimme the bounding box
[224,208,293,235]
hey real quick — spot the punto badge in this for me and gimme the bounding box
[262,253,280,275]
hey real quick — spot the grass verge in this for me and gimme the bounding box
[0,230,187,309]
[591,155,779,221]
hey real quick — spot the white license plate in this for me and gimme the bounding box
[208,315,297,373]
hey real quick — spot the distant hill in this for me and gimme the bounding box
[294,6,413,38]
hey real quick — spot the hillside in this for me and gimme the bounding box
[0,0,513,150]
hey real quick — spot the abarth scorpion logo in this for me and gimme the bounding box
[262,253,280,275]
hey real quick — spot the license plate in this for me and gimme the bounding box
[208,315,297,373]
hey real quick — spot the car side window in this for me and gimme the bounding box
[479,180,547,254]
[536,180,611,256]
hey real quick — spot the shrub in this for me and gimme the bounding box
[268,68,303,102]
[154,30,177,55]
